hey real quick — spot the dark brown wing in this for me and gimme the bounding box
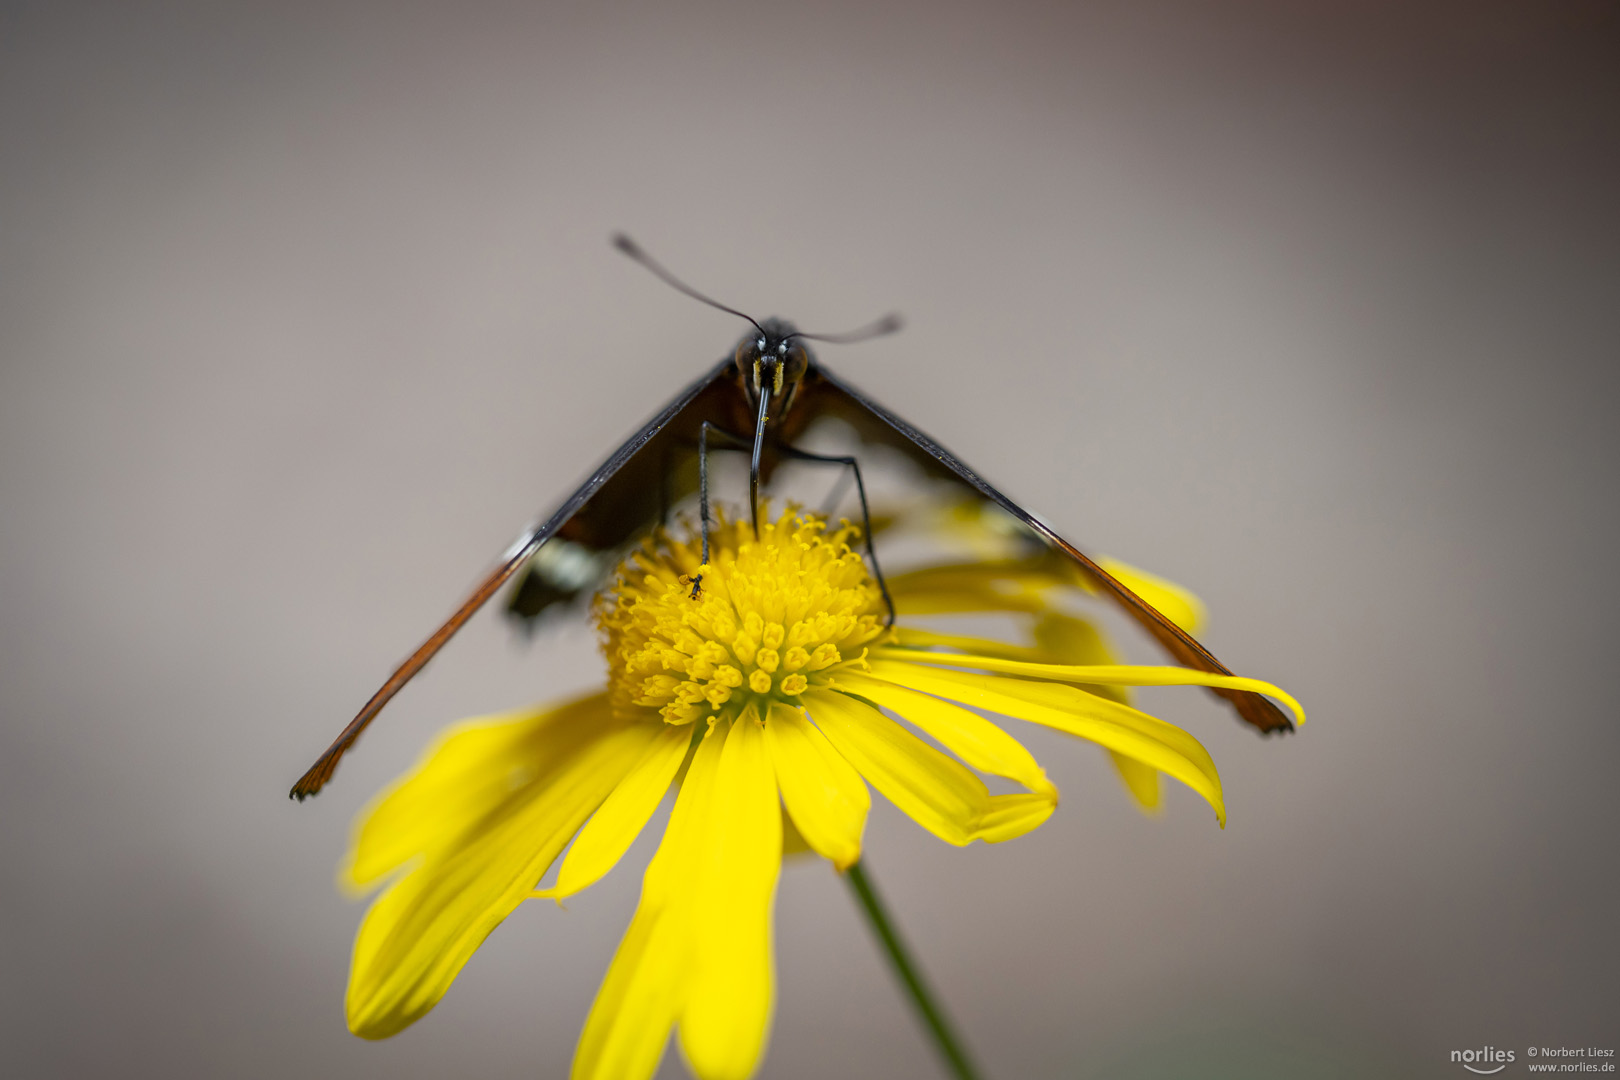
[290,357,751,800]
[793,360,1293,736]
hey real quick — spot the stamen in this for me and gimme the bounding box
[594,506,890,726]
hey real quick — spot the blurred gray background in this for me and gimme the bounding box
[3,2,1617,1077]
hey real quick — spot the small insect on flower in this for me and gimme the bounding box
[294,237,1302,1080]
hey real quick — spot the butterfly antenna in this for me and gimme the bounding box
[612,234,767,336]
[786,313,903,345]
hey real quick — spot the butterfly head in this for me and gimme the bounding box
[610,234,896,420]
[734,317,811,413]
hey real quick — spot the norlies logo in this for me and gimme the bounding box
[1453,1046,1516,1074]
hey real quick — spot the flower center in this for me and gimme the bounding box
[594,507,888,726]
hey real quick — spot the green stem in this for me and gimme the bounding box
[843,860,985,1080]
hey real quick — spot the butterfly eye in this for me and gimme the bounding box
[780,341,809,385]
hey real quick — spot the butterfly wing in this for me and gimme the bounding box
[289,357,748,800]
[793,360,1293,736]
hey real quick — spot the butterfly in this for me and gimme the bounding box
[289,236,1291,801]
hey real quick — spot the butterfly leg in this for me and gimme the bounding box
[695,421,751,597]
[816,466,856,520]
[775,444,896,629]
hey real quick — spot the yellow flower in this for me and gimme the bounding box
[340,507,1302,1079]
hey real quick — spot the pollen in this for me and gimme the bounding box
[594,507,888,726]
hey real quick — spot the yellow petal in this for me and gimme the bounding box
[343,693,606,890]
[885,557,1067,615]
[886,544,1207,635]
[891,625,1058,663]
[1031,612,1121,667]
[346,696,659,1039]
[780,808,815,859]
[900,621,1165,812]
[1108,751,1162,812]
[803,689,1054,845]
[569,893,680,1080]
[863,660,1226,826]
[870,649,1305,726]
[975,792,1066,839]
[764,702,869,870]
[893,614,1121,680]
[1095,556,1207,635]
[679,715,782,1080]
[927,497,1039,559]
[835,672,1055,800]
[1028,616,1169,810]
[541,724,693,901]
[573,721,728,1080]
